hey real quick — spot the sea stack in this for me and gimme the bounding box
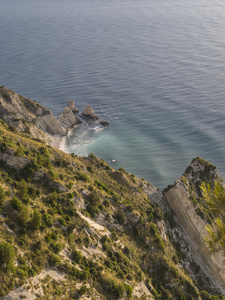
[82,105,98,119]
[68,99,79,113]
[58,106,82,129]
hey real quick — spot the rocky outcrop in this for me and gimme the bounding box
[67,99,79,113]
[0,87,85,148]
[164,157,225,294]
[183,156,222,186]
[0,87,66,136]
[0,87,109,149]
[0,87,67,148]
[82,105,98,119]
[34,111,66,136]
[0,146,30,170]
[58,106,82,129]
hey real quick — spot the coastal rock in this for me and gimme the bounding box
[100,120,110,126]
[34,110,66,136]
[67,99,79,113]
[164,157,225,294]
[0,86,67,144]
[82,105,98,119]
[58,106,82,129]
[0,147,30,170]
[183,156,222,186]
[49,180,69,193]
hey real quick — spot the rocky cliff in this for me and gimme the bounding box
[0,87,82,148]
[164,157,225,294]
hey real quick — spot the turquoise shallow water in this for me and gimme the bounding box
[1,0,225,189]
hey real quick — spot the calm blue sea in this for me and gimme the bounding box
[1,0,225,189]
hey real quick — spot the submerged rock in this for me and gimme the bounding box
[82,105,98,119]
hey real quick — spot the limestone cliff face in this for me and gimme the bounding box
[164,157,225,294]
[0,86,66,138]
[0,87,79,147]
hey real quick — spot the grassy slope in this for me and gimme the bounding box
[0,120,223,300]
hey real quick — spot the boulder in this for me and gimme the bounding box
[72,196,86,210]
[68,99,79,113]
[100,120,110,126]
[82,105,98,119]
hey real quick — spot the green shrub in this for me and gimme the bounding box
[8,125,17,133]
[80,269,91,280]
[0,242,15,270]
[11,195,23,211]
[58,217,66,226]
[0,142,7,153]
[48,170,55,179]
[18,179,29,203]
[43,213,53,227]
[103,199,110,208]
[30,210,41,230]
[17,267,28,279]
[87,204,100,218]
[72,249,83,264]
[108,280,126,298]
[48,253,61,266]
[124,283,133,298]
[0,186,5,206]
[75,171,90,182]
[50,242,64,254]
[87,189,101,206]
[154,234,165,253]
[87,166,93,172]
[54,157,69,168]
[114,209,126,224]
[14,147,24,156]
[94,180,112,194]
[65,215,71,222]
[67,182,73,189]
[18,206,29,226]
[78,284,88,296]
[153,206,163,220]
[37,147,52,170]
[199,291,213,300]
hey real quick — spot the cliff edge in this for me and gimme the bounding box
[0,87,82,147]
[164,157,225,294]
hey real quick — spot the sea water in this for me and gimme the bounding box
[1,0,225,189]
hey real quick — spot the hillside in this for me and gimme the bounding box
[0,88,224,299]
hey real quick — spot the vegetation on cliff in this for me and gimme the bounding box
[200,181,225,254]
[0,89,224,299]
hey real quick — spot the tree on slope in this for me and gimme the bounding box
[200,181,225,253]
